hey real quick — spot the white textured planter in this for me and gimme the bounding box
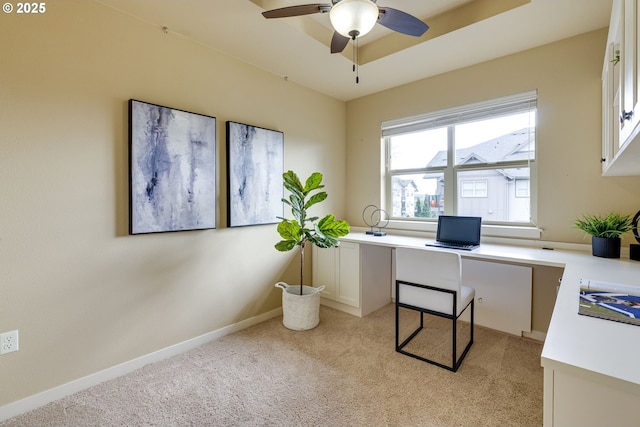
[275,282,325,331]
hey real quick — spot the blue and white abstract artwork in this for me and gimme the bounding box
[129,99,216,234]
[226,121,283,227]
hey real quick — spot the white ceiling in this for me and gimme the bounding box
[95,0,612,101]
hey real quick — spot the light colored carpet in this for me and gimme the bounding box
[1,304,543,427]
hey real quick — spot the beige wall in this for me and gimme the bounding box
[345,28,640,246]
[0,1,345,406]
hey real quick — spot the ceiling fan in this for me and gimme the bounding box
[262,0,429,54]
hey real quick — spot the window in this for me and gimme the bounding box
[515,179,530,198]
[383,91,536,226]
[460,180,488,198]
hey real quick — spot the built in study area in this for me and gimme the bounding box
[313,226,640,427]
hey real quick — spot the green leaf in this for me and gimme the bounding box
[283,171,304,195]
[289,193,303,208]
[289,193,304,222]
[275,240,297,252]
[304,172,324,193]
[308,233,338,248]
[305,192,327,210]
[277,220,302,241]
[317,214,351,238]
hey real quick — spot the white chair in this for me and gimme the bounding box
[395,247,475,372]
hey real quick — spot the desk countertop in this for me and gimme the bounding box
[341,232,640,387]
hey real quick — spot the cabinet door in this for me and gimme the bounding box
[313,246,337,299]
[549,368,640,427]
[620,0,639,143]
[603,36,621,172]
[336,242,360,307]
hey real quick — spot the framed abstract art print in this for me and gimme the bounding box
[129,99,216,234]
[226,121,284,227]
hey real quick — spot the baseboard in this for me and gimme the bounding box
[523,329,547,342]
[0,307,282,422]
[320,298,363,317]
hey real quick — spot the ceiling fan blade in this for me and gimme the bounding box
[262,4,332,19]
[377,7,429,37]
[330,31,350,53]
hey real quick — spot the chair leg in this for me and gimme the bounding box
[471,298,474,345]
[396,300,474,372]
[396,302,424,351]
[453,299,474,372]
[452,312,457,370]
[395,301,399,350]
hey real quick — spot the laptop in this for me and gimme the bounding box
[425,216,482,251]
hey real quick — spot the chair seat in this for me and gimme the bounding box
[398,283,475,316]
[460,285,475,315]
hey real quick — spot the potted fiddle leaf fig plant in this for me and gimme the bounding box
[574,212,632,258]
[274,170,350,330]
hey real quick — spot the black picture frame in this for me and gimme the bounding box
[129,99,217,234]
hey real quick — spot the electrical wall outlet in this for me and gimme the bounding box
[0,330,19,355]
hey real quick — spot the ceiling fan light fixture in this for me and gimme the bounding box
[329,0,379,39]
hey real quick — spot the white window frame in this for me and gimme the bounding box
[381,91,538,238]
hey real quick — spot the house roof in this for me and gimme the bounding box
[426,128,535,168]
[394,178,419,192]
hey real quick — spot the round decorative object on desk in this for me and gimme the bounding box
[362,204,389,236]
[630,210,640,261]
[362,204,378,235]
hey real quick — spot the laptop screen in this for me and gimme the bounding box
[436,216,482,245]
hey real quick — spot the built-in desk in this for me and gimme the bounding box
[317,232,640,427]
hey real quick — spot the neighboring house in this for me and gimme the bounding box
[391,178,419,217]
[397,128,534,221]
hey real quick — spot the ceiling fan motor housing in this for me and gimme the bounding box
[329,0,379,39]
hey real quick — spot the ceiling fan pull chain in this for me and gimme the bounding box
[353,37,359,84]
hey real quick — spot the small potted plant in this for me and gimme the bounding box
[274,170,350,330]
[574,212,632,258]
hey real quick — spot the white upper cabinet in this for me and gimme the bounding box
[602,0,640,175]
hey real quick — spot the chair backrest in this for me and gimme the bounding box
[395,247,463,315]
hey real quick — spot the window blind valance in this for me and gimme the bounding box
[381,90,537,137]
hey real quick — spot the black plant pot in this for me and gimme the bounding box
[591,236,621,258]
